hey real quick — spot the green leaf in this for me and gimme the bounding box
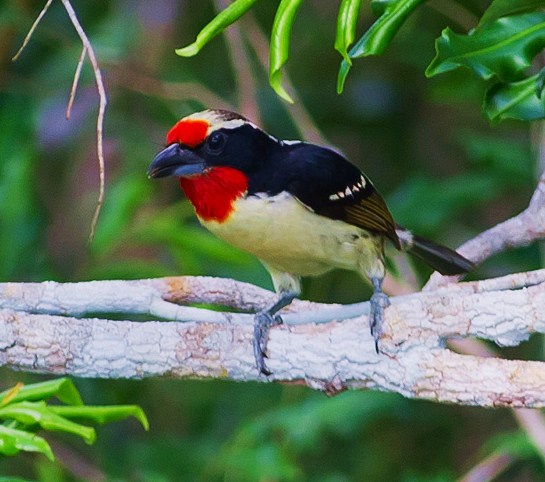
[337,59,351,94]
[0,425,54,461]
[426,12,545,81]
[536,66,545,98]
[269,0,304,103]
[484,74,545,122]
[0,401,96,444]
[479,0,545,27]
[335,0,363,65]
[0,378,83,407]
[483,431,536,459]
[175,0,258,57]
[0,383,24,406]
[50,405,149,431]
[352,0,427,57]
[0,380,148,463]
[337,0,426,93]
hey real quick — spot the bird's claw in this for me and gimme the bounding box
[253,311,282,376]
[370,291,390,353]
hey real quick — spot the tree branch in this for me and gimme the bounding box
[11,0,55,62]
[59,0,107,242]
[1,271,545,407]
[425,167,545,290]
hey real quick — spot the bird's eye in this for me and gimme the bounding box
[206,131,227,153]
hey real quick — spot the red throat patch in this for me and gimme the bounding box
[166,119,209,147]
[179,167,248,222]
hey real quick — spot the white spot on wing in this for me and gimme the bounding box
[327,173,372,203]
[282,140,302,146]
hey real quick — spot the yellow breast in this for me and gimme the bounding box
[198,192,383,277]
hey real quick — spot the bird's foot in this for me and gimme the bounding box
[370,291,390,353]
[253,310,283,376]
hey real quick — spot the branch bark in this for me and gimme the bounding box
[1,271,545,408]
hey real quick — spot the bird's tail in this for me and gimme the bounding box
[395,227,474,275]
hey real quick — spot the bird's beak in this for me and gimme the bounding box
[147,143,206,179]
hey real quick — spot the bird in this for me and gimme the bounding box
[147,109,474,375]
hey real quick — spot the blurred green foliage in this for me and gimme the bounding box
[0,0,544,480]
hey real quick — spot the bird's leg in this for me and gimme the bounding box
[369,276,389,352]
[254,290,296,376]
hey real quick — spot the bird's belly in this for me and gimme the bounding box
[198,193,380,276]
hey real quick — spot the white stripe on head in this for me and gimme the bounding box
[183,109,249,134]
[183,109,282,143]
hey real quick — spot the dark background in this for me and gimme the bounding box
[0,1,542,480]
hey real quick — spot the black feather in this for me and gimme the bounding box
[199,123,471,273]
[249,142,401,246]
[407,234,474,275]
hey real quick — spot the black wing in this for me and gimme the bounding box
[255,142,400,248]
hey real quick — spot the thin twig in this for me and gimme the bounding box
[13,0,107,240]
[60,0,108,242]
[514,409,545,464]
[457,451,515,482]
[109,66,234,109]
[11,0,55,61]
[48,440,106,482]
[66,46,87,119]
[241,13,330,146]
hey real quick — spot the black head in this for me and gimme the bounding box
[147,109,277,180]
